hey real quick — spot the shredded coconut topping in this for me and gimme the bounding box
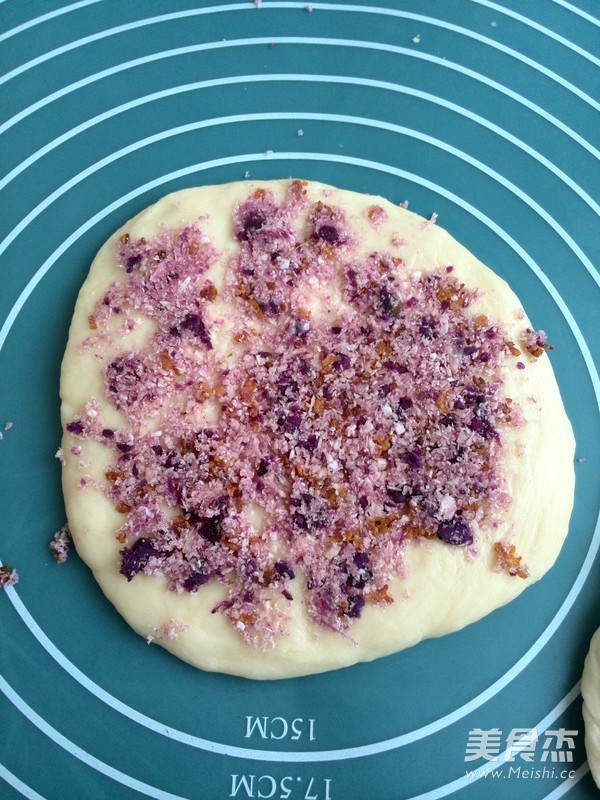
[146,618,189,643]
[0,564,19,588]
[67,181,540,648]
[50,525,71,564]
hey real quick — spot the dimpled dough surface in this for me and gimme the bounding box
[60,179,575,679]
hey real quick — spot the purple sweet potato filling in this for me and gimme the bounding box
[69,181,530,647]
[120,538,157,580]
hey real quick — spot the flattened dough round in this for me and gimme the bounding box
[60,179,575,679]
[582,628,600,787]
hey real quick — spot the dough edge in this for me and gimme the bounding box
[582,628,600,788]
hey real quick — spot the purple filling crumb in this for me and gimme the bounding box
[184,571,210,592]
[439,414,455,427]
[275,560,295,580]
[386,485,411,504]
[384,361,408,374]
[125,254,142,273]
[293,512,307,529]
[237,212,266,241]
[403,449,423,470]
[180,313,212,349]
[282,413,302,433]
[120,537,157,580]
[437,520,473,546]
[66,421,84,435]
[376,287,398,319]
[302,433,319,452]
[196,514,223,543]
[256,458,269,476]
[419,316,436,339]
[345,595,365,618]
[316,224,339,243]
[469,414,498,441]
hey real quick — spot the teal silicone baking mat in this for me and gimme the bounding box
[1,2,599,798]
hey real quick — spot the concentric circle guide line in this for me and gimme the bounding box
[1,6,596,800]
[0,0,104,43]
[1,154,598,767]
[1,3,598,114]
[472,0,600,68]
[0,675,192,800]
[309,3,600,75]
[1,112,598,294]
[543,765,590,800]
[0,652,588,800]
[408,683,587,800]
[3,74,599,239]
[0,673,589,800]
[2,37,597,170]
[551,0,600,27]
[0,765,46,800]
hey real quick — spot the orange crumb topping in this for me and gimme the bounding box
[495,541,529,579]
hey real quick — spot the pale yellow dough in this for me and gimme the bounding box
[582,628,600,787]
[60,179,575,679]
